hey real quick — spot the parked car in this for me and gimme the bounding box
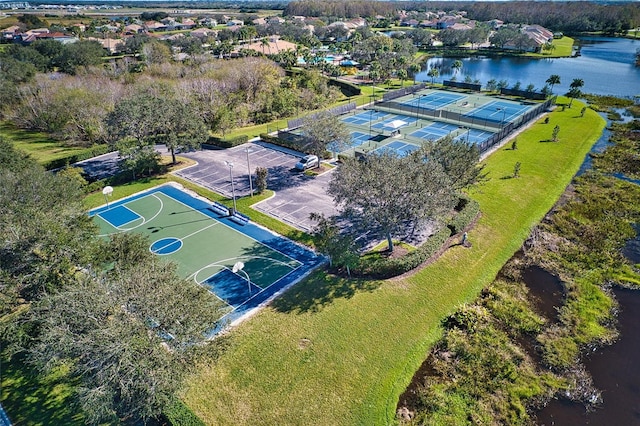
[295,155,319,170]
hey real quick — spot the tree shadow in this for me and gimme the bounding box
[266,165,315,191]
[271,269,381,314]
[0,352,84,425]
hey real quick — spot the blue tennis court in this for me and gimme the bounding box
[351,131,371,146]
[372,140,420,157]
[342,111,388,125]
[456,128,496,145]
[400,92,465,109]
[371,115,418,131]
[328,131,372,153]
[410,122,459,140]
[464,100,530,125]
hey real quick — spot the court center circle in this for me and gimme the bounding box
[150,237,183,255]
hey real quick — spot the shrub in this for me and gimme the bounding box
[205,135,248,148]
[256,166,268,193]
[357,197,480,279]
[356,227,451,278]
[448,197,480,236]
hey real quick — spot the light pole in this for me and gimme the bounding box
[224,160,237,213]
[497,107,507,128]
[232,261,252,296]
[369,93,377,137]
[415,94,426,121]
[245,147,253,197]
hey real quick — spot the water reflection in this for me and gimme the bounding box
[416,37,640,98]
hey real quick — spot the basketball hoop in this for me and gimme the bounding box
[102,186,113,208]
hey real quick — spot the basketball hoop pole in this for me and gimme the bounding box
[102,186,113,208]
[232,261,251,296]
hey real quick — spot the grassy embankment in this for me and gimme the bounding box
[0,122,103,166]
[180,99,604,425]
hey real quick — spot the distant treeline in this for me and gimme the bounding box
[28,1,289,12]
[284,1,640,34]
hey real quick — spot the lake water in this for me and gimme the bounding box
[416,37,640,98]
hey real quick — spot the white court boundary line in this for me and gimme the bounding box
[97,193,164,237]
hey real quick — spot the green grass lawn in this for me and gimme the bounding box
[0,122,101,166]
[181,99,605,425]
[529,36,574,58]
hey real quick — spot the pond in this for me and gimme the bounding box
[416,37,640,98]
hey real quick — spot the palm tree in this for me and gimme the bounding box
[397,68,408,87]
[260,37,271,55]
[451,60,463,77]
[546,75,561,94]
[427,67,439,85]
[568,78,584,107]
[408,63,421,84]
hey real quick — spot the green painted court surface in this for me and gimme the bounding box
[90,184,322,331]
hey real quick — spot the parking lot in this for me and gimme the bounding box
[177,141,338,231]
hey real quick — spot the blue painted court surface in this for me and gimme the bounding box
[98,205,142,228]
[455,128,496,145]
[411,122,460,140]
[373,140,420,157]
[371,115,418,131]
[90,185,323,334]
[400,92,465,109]
[342,111,388,125]
[463,100,530,125]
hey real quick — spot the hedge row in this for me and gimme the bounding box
[355,197,480,279]
[448,197,480,236]
[205,134,249,149]
[259,133,333,159]
[259,133,304,151]
[45,144,111,170]
[327,77,362,97]
[355,226,452,279]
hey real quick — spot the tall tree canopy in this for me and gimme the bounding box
[107,90,208,164]
[329,151,455,251]
[301,110,350,165]
[328,137,485,251]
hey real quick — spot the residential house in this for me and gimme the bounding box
[267,16,285,25]
[522,24,553,46]
[450,22,474,31]
[401,18,419,28]
[436,16,458,29]
[145,21,167,32]
[88,37,123,53]
[95,24,120,33]
[489,19,504,29]
[70,23,86,32]
[199,17,218,28]
[35,32,78,44]
[160,17,177,30]
[1,25,21,40]
[124,23,144,34]
[176,18,196,30]
[227,19,244,27]
[191,27,215,39]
